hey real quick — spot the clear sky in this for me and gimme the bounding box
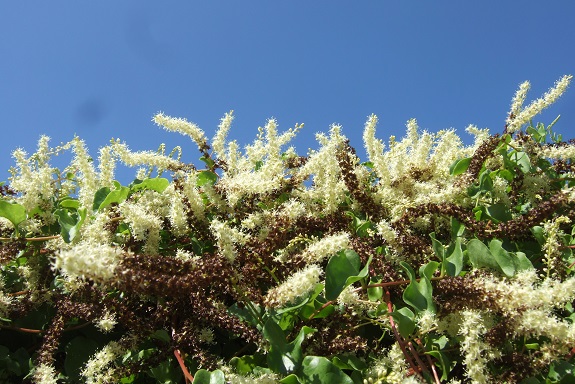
[1,1,574,183]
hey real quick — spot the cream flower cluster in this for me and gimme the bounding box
[479,269,575,314]
[506,75,572,133]
[478,270,575,363]
[81,341,127,384]
[217,119,301,206]
[299,232,350,263]
[9,136,57,217]
[33,363,59,384]
[363,117,474,221]
[110,139,182,171]
[53,242,123,282]
[94,310,117,333]
[458,310,493,384]
[264,264,322,308]
[295,125,348,213]
[153,112,208,152]
[210,219,250,263]
[119,194,166,254]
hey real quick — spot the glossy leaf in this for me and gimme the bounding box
[429,232,444,260]
[92,186,111,211]
[229,353,266,375]
[485,203,512,223]
[467,239,501,272]
[426,350,454,381]
[263,319,315,375]
[199,155,215,169]
[331,354,367,371]
[64,336,100,380]
[391,307,416,338]
[449,157,471,176]
[367,277,383,302]
[196,170,218,187]
[467,239,533,277]
[489,239,516,276]
[0,200,26,232]
[54,207,86,243]
[325,250,372,301]
[98,186,130,211]
[510,151,531,173]
[445,237,464,277]
[130,177,170,194]
[400,262,436,313]
[479,168,493,192]
[59,198,80,210]
[279,374,301,384]
[300,356,353,384]
[192,369,225,384]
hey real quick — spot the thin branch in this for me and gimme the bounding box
[385,290,425,382]
[174,349,194,384]
[0,235,60,242]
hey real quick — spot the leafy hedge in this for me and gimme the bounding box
[1,76,575,383]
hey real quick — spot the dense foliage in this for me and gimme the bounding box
[1,76,575,384]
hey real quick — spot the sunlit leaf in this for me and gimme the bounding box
[0,200,27,232]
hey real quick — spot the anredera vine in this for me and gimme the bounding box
[0,76,575,383]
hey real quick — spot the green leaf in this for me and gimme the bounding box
[228,302,265,330]
[485,203,512,223]
[325,250,372,301]
[450,217,465,238]
[426,350,455,381]
[196,170,218,187]
[467,239,500,272]
[513,251,534,273]
[400,262,436,313]
[489,239,515,277]
[531,226,545,245]
[299,299,335,320]
[98,186,130,211]
[449,157,471,176]
[192,369,225,384]
[130,177,170,194]
[429,233,444,261]
[263,319,315,375]
[93,186,111,211]
[331,354,367,371]
[59,198,80,210]
[151,329,171,343]
[300,356,353,384]
[0,200,27,232]
[547,360,575,383]
[467,239,532,277]
[279,374,302,384]
[445,238,464,277]
[510,151,531,173]
[478,168,493,192]
[229,353,266,375]
[54,207,87,243]
[367,277,383,302]
[199,155,216,169]
[64,336,100,380]
[391,307,416,338]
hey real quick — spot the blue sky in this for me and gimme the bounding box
[1,1,574,183]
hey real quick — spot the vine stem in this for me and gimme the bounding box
[310,276,446,320]
[354,275,444,292]
[0,321,91,334]
[174,349,194,383]
[385,289,425,382]
[0,235,60,242]
[416,338,441,384]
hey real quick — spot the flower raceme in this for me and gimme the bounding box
[0,75,574,383]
